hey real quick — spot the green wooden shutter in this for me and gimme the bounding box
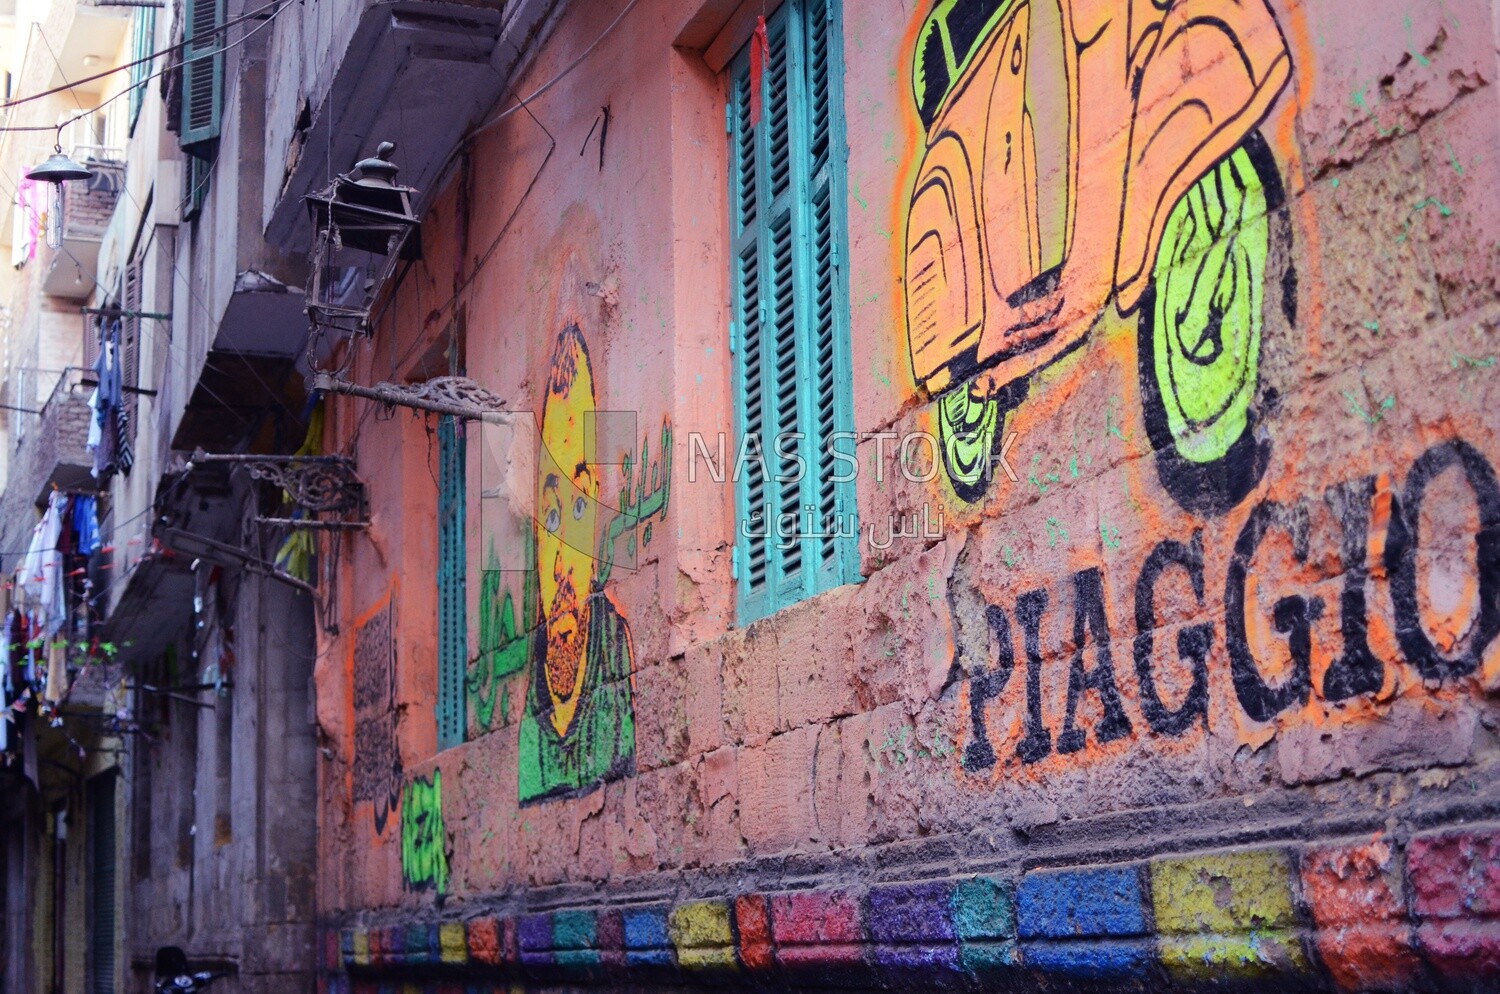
[731,0,857,625]
[764,8,806,610]
[799,0,857,590]
[184,153,210,220]
[180,0,223,146]
[437,415,467,750]
[128,7,156,133]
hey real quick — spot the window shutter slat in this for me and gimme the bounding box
[733,73,757,233]
[808,182,840,571]
[765,17,793,204]
[738,246,770,596]
[803,0,832,176]
[88,773,117,994]
[767,210,802,588]
[128,8,155,132]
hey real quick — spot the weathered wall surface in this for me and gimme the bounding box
[315,0,1500,990]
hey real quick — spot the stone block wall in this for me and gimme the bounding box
[310,0,1500,991]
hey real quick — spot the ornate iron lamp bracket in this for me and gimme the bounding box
[189,451,368,529]
[312,372,508,420]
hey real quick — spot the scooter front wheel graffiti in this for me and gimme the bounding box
[1139,131,1290,515]
[938,376,1028,504]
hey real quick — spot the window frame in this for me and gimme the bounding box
[727,0,859,625]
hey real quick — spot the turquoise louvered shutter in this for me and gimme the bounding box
[729,59,774,619]
[180,0,223,146]
[730,0,857,625]
[799,0,858,591]
[437,415,467,749]
[128,6,156,133]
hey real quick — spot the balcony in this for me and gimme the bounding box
[22,367,97,503]
[49,0,130,91]
[263,0,561,249]
[0,365,98,609]
[39,153,125,299]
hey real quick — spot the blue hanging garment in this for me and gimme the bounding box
[71,495,101,556]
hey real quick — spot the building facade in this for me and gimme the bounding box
[295,0,1500,991]
[1,0,1499,992]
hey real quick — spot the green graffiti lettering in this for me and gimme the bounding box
[400,772,450,894]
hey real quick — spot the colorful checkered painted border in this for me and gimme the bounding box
[317,826,1500,992]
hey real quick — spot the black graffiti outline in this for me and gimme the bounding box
[1225,498,1321,723]
[1014,587,1052,764]
[1322,476,1383,700]
[1133,531,1212,736]
[1056,568,1133,753]
[1385,439,1500,682]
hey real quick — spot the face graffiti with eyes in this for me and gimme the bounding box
[537,323,600,737]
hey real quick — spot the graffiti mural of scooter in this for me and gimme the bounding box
[904,0,1296,512]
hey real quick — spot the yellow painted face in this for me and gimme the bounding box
[537,325,598,737]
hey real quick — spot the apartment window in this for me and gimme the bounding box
[729,0,858,624]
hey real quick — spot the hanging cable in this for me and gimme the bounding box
[0,0,285,114]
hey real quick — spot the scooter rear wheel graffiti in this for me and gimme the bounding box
[1137,131,1293,516]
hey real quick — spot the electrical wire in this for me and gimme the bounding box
[0,4,298,596]
[2,0,288,146]
[0,0,285,114]
[4,0,303,432]
[470,0,639,137]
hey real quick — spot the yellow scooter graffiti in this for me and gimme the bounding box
[905,0,1295,510]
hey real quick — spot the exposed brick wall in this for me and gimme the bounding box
[0,387,94,553]
[61,184,119,238]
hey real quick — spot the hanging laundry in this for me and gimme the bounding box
[71,495,101,556]
[275,398,325,582]
[19,492,65,635]
[42,637,67,707]
[9,611,33,687]
[90,321,134,479]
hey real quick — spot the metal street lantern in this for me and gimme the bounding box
[303,141,421,337]
[26,144,93,249]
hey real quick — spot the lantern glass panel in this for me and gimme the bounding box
[304,174,418,335]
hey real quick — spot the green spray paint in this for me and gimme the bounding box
[401,772,450,894]
[469,535,535,732]
[1150,145,1269,464]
